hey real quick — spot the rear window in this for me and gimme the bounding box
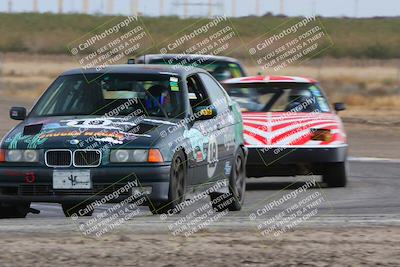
[223,82,331,113]
[148,58,245,81]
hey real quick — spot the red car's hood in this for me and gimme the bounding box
[242,112,346,147]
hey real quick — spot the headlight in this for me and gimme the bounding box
[4,150,39,162]
[7,150,23,162]
[310,129,333,142]
[24,150,39,162]
[113,150,130,162]
[110,149,163,163]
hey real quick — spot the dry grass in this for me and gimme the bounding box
[1,53,399,110]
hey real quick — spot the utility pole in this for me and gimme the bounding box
[131,0,139,16]
[83,0,89,14]
[33,0,38,12]
[311,0,316,15]
[183,0,188,18]
[58,0,64,13]
[106,0,114,15]
[255,0,260,16]
[354,0,359,17]
[160,0,164,16]
[280,0,284,15]
[7,0,12,13]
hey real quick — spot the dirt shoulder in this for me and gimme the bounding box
[0,226,399,267]
[341,109,400,159]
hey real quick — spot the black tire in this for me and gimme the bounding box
[210,149,246,212]
[323,162,347,188]
[0,202,31,219]
[151,150,187,215]
[62,202,94,217]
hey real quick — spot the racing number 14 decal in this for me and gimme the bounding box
[207,136,218,178]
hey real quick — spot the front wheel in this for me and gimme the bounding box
[322,162,347,187]
[210,149,246,212]
[151,150,187,215]
[0,202,31,219]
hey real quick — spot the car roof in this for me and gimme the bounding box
[61,64,207,76]
[222,75,318,84]
[137,54,242,63]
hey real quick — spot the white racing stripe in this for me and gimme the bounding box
[272,122,337,143]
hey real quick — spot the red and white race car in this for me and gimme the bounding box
[222,75,348,187]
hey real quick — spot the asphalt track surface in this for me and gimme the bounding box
[0,159,399,235]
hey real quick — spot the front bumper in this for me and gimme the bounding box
[0,165,171,204]
[246,145,347,177]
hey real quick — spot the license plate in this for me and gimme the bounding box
[53,170,91,189]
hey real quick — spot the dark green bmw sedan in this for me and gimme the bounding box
[0,64,247,218]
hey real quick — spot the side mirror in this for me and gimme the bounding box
[334,102,346,112]
[193,106,217,120]
[10,107,26,120]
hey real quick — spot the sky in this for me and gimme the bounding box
[0,0,399,18]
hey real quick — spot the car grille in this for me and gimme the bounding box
[45,149,101,167]
[45,150,72,167]
[74,150,101,167]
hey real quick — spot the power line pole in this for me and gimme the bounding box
[7,0,12,13]
[33,0,38,12]
[183,0,188,18]
[160,0,164,16]
[106,0,114,14]
[255,0,260,16]
[83,0,90,14]
[131,0,139,16]
[58,0,64,13]
[279,0,284,15]
[311,0,316,15]
[354,0,359,17]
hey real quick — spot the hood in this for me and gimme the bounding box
[1,116,178,150]
[242,112,346,147]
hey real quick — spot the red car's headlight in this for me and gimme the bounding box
[310,129,333,142]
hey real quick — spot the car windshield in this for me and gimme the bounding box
[223,83,331,113]
[30,73,183,118]
[148,58,244,81]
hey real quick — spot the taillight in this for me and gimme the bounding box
[310,129,332,142]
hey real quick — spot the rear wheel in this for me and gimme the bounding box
[210,149,246,212]
[62,202,94,217]
[0,202,31,219]
[323,162,347,187]
[151,150,186,215]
